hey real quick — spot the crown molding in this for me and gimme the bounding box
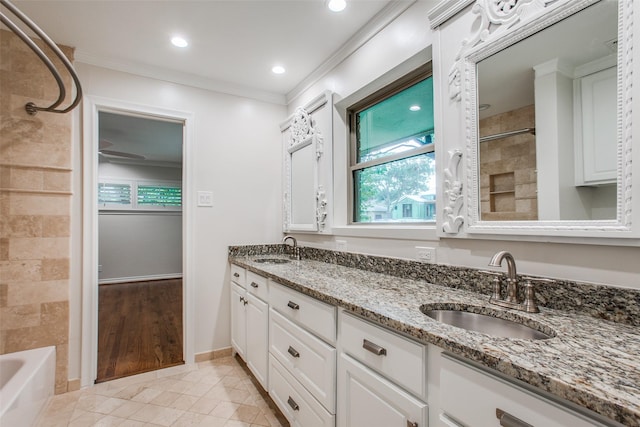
[427,0,474,29]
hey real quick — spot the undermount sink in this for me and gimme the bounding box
[254,258,291,264]
[420,304,555,340]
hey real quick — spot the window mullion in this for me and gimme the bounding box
[350,143,435,172]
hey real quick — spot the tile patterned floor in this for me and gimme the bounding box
[36,356,288,427]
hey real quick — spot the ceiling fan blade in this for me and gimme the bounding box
[99,149,146,160]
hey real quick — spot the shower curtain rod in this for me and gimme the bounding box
[479,127,536,143]
[0,0,82,115]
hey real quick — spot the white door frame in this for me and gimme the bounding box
[81,95,195,386]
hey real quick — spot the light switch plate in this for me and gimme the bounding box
[197,191,213,207]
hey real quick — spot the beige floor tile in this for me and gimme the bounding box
[230,404,260,423]
[210,401,241,419]
[149,390,182,407]
[94,397,129,415]
[129,404,165,423]
[117,420,146,427]
[169,394,201,411]
[68,410,107,427]
[110,400,148,418]
[114,384,148,400]
[173,412,228,427]
[225,388,251,404]
[93,414,127,426]
[149,407,185,426]
[131,387,165,403]
[182,381,215,397]
[75,394,112,412]
[189,396,223,415]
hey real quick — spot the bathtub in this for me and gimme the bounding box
[0,346,56,427]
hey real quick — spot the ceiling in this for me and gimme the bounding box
[11,0,406,104]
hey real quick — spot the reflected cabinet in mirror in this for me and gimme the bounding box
[457,0,636,237]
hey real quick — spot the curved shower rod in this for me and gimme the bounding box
[0,0,82,115]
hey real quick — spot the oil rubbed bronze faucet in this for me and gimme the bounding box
[282,235,300,260]
[488,251,539,313]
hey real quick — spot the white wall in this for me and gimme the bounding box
[70,64,285,380]
[282,1,640,290]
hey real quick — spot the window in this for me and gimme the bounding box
[349,64,435,224]
[98,178,182,211]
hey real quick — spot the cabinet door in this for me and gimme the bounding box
[230,282,247,359]
[246,293,269,389]
[337,353,427,427]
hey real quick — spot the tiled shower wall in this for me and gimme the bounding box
[0,29,73,393]
[479,104,538,221]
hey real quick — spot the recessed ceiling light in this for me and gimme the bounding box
[327,0,346,12]
[272,65,286,75]
[409,105,421,111]
[171,36,188,48]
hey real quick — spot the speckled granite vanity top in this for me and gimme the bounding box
[230,251,640,425]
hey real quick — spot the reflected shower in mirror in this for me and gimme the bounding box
[477,0,618,221]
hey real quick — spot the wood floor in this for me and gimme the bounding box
[97,278,184,383]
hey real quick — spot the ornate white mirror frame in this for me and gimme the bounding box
[282,105,327,232]
[449,0,636,239]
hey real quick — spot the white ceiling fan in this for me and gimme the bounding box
[98,139,146,160]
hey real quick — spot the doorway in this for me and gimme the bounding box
[95,110,185,382]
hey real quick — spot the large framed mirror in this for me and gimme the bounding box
[456,0,636,238]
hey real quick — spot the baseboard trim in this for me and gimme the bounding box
[195,347,232,362]
[67,378,81,392]
[99,274,183,285]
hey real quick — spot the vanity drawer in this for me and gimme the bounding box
[269,355,335,427]
[230,264,245,287]
[246,270,269,301]
[270,308,336,413]
[339,310,427,400]
[270,281,336,344]
[440,354,607,427]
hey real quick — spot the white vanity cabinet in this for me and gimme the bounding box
[337,310,428,427]
[229,266,269,389]
[439,354,610,427]
[268,281,337,426]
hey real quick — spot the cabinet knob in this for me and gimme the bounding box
[287,396,299,411]
[287,301,300,310]
[239,296,245,303]
[363,339,387,356]
[407,422,418,427]
[251,282,259,288]
[233,272,240,278]
[496,408,533,427]
[287,346,300,358]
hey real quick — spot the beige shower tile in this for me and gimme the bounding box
[8,168,44,190]
[43,170,71,191]
[9,193,70,216]
[2,259,42,281]
[6,215,43,237]
[0,283,8,307]
[42,215,70,237]
[0,303,41,330]
[8,141,71,168]
[41,258,69,280]
[7,279,68,305]
[9,236,69,260]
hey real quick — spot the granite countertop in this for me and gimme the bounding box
[230,255,640,426]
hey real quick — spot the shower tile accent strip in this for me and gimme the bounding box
[229,245,640,326]
[229,245,640,425]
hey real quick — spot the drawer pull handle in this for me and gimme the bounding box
[496,408,533,427]
[287,301,300,310]
[407,422,418,427]
[287,346,300,358]
[239,296,245,303]
[250,282,259,288]
[287,396,299,411]
[363,339,387,356]
[233,272,240,278]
